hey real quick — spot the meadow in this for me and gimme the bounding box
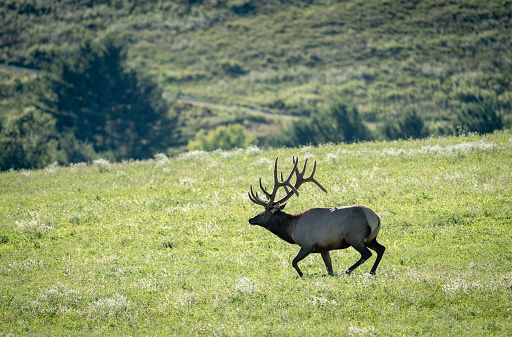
[1,131,511,335]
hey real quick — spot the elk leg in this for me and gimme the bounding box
[367,239,386,275]
[346,243,372,275]
[321,251,334,275]
[292,247,313,277]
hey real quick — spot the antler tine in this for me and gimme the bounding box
[277,157,299,197]
[248,185,268,207]
[273,157,328,206]
[299,160,328,193]
[296,157,306,176]
[280,172,291,195]
[248,156,301,210]
[311,161,328,192]
[258,177,272,199]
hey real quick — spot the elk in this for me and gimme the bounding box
[248,156,385,277]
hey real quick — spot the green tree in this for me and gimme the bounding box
[269,100,371,147]
[454,98,503,134]
[381,109,428,140]
[188,124,256,151]
[36,37,176,161]
[0,107,64,171]
[310,100,370,144]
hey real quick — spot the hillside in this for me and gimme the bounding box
[1,0,512,140]
[1,132,511,335]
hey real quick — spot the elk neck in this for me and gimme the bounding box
[265,211,298,244]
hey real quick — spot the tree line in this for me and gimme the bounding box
[0,37,506,171]
[1,37,178,171]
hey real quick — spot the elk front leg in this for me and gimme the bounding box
[292,247,313,277]
[321,251,334,275]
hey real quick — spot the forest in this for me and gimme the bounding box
[1,0,511,170]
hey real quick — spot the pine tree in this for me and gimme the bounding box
[37,37,176,161]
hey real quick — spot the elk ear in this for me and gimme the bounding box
[279,203,286,210]
[271,203,281,214]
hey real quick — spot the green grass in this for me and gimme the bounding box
[1,132,511,335]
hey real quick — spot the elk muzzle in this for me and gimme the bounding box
[248,211,271,226]
[248,214,261,225]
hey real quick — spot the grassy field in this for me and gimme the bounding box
[1,131,511,335]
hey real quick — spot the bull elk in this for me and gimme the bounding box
[248,156,385,277]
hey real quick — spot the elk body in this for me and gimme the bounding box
[248,157,385,277]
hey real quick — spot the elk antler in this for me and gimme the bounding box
[248,157,299,211]
[274,156,328,206]
[248,156,327,210]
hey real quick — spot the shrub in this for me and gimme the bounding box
[312,100,370,144]
[381,109,429,140]
[188,124,256,151]
[93,158,111,173]
[229,0,256,15]
[0,107,98,171]
[0,107,64,171]
[268,100,371,147]
[220,59,248,77]
[454,98,503,134]
[58,132,98,164]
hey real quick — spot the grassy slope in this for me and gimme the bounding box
[1,132,511,335]
[1,0,511,138]
[157,0,512,119]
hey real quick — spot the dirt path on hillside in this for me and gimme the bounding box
[1,64,295,118]
[176,94,296,118]
[0,64,41,76]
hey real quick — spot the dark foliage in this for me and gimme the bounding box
[0,106,98,171]
[269,100,371,147]
[0,107,63,170]
[454,98,503,135]
[36,37,177,161]
[381,109,429,140]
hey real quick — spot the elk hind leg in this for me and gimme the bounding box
[346,242,372,275]
[321,251,334,276]
[367,239,386,275]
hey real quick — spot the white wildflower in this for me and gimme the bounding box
[89,294,130,317]
[347,325,375,336]
[93,158,110,173]
[178,150,208,160]
[257,157,273,167]
[154,153,169,166]
[116,170,126,177]
[21,170,33,178]
[308,296,336,305]
[45,161,58,174]
[327,153,338,163]
[70,162,87,170]
[245,145,260,155]
[16,212,54,232]
[236,277,258,294]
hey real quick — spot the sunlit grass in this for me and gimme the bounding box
[1,131,511,335]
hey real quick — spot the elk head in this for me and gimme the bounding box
[248,156,327,227]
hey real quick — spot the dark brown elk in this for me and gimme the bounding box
[248,156,385,277]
